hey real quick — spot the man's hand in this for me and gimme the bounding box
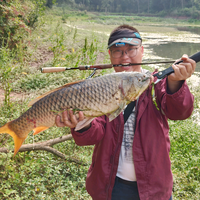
[55,110,84,128]
[167,54,196,94]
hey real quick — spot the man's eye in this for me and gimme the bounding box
[113,50,121,53]
[128,48,137,52]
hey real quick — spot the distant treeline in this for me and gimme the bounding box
[1,0,200,48]
[54,0,200,19]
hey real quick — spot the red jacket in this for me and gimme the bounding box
[71,77,194,200]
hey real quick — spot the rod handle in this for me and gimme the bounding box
[154,51,200,79]
[189,51,200,63]
[41,67,66,73]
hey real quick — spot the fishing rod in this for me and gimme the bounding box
[41,51,200,80]
[41,60,176,73]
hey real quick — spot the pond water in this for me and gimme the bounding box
[142,25,200,71]
[177,26,200,35]
[147,42,200,71]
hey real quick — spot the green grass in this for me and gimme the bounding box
[169,119,200,199]
[0,7,199,200]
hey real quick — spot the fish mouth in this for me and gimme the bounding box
[142,76,154,85]
[142,77,150,82]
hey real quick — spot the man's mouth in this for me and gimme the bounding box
[121,63,130,66]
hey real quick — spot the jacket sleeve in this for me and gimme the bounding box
[71,116,107,146]
[155,77,194,120]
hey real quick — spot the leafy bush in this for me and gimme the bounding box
[191,10,200,19]
[0,0,48,48]
[180,8,192,17]
[0,0,32,48]
[158,10,167,17]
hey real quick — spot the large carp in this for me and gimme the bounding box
[0,71,152,155]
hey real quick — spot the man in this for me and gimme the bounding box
[56,25,196,200]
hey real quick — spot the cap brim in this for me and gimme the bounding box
[108,38,141,49]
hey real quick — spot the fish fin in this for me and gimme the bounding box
[75,117,95,131]
[108,102,127,121]
[28,80,84,107]
[33,126,49,135]
[0,122,26,156]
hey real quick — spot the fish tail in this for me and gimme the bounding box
[0,122,26,156]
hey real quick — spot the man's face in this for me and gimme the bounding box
[108,43,144,73]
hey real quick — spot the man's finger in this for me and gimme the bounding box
[181,54,188,61]
[68,110,79,125]
[55,115,66,127]
[79,111,85,121]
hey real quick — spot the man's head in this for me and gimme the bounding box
[108,25,144,72]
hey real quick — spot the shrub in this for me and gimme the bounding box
[0,0,47,48]
[0,0,32,48]
[178,7,192,17]
[192,10,200,19]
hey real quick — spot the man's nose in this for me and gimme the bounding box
[121,51,129,58]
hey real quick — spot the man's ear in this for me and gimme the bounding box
[108,49,111,55]
[141,46,144,57]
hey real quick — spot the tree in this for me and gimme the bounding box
[135,0,140,13]
[150,0,164,12]
[101,0,114,12]
[53,0,200,18]
[46,0,53,8]
[147,0,151,13]
[180,0,184,9]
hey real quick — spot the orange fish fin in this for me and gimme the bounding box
[33,126,49,135]
[0,122,26,156]
[28,80,84,107]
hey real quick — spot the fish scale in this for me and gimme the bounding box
[0,71,151,155]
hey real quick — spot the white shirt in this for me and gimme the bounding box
[116,107,137,181]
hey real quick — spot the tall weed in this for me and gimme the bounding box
[0,43,15,108]
[48,22,67,66]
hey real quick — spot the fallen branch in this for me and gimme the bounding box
[0,134,73,156]
[0,134,88,165]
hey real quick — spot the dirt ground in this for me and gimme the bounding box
[0,89,31,104]
[0,45,54,104]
